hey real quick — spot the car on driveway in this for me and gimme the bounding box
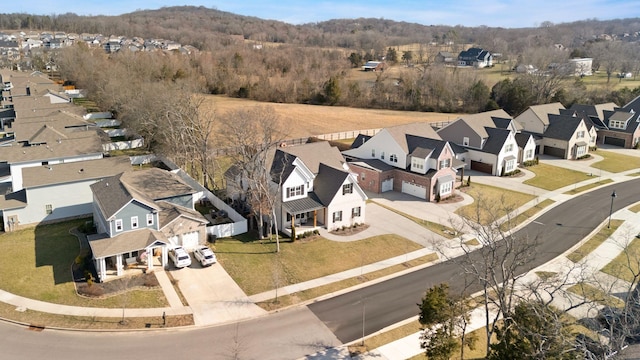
[169,246,191,268]
[193,246,217,267]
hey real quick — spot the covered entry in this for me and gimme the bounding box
[282,196,325,236]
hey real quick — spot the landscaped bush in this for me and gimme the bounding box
[503,169,521,177]
[522,160,537,167]
[577,154,592,160]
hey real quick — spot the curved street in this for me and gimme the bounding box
[1,178,639,359]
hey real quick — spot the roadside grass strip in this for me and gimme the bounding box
[499,199,555,231]
[563,179,614,195]
[601,238,640,283]
[566,220,623,263]
[629,203,640,213]
[590,150,640,173]
[523,163,591,190]
[567,283,625,308]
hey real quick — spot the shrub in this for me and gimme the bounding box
[590,146,598,151]
[503,169,521,177]
[577,154,591,160]
[466,175,471,186]
[522,160,537,167]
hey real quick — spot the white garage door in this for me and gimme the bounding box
[401,181,427,199]
[181,231,200,250]
[167,235,179,247]
[381,178,394,192]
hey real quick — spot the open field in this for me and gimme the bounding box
[207,95,462,138]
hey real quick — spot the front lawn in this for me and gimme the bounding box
[566,220,622,263]
[456,183,536,225]
[523,163,591,190]
[214,233,424,296]
[601,237,640,283]
[0,220,167,308]
[590,150,640,173]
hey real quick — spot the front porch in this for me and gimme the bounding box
[282,196,326,238]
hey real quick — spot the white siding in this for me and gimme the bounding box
[326,177,366,230]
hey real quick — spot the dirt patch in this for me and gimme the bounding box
[75,272,160,298]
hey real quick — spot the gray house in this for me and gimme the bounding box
[89,168,208,281]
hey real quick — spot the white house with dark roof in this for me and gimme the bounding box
[541,114,591,159]
[269,141,367,235]
[89,168,208,281]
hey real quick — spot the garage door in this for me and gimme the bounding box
[604,136,626,147]
[181,231,200,250]
[401,181,427,199]
[544,146,565,158]
[381,178,394,192]
[167,235,179,247]
[470,160,492,174]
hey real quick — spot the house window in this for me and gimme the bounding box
[342,183,353,195]
[609,120,626,129]
[361,172,366,180]
[440,181,452,195]
[462,137,469,146]
[412,158,424,170]
[525,149,533,159]
[115,219,123,232]
[389,154,398,162]
[333,211,342,222]
[286,185,305,198]
[371,149,375,157]
[147,213,154,226]
[576,145,587,157]
[439,158,451,169]
[505,144,514,152]
[352,206,361,218]
[380,151,385,160]
[577,131,585,139]
[131,216,138,229]
[45,204,53,214]
[505,159,515,172]
[591,136,596,144]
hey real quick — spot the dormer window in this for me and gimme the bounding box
[380,151,385,160]
[609,120,626,129]
[342,183,353,195]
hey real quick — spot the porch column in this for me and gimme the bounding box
[97,258,106,282]
[162,247,168,268]
[116,255,124,276]
[147,249,153,272]
[313,210,317,227]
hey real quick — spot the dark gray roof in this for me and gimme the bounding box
[515,132,533,148]
[491,117,513,129]
[406,134,448,159]
[623,94,640,113]
[479,127,510,155]
[0,188,26,210]
[282,194,324,214]
[602,110,640,134]
[270,150,297,183]
[350,134,372,149]
[313,163,350,206]
[349,159,397,172]
[568,104,598,119]
[544,114,584,140]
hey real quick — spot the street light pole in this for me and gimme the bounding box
[608,190,617,229]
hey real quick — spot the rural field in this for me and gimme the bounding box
[206,95,462,138]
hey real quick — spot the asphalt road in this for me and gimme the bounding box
[1,180,638,359]
[308,180,640,343]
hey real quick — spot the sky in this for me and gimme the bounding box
[5,0,640,28]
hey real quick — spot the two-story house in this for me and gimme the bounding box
[88,168,209,281]
[269,141,367,235]
[343,123,461,201]
[437,110,522,175]
[515,102,565,135]
[541,114,591,159]
[457,48,492,68]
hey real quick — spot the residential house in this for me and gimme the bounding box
[597,109,640,148]
[343,123,460,200]
[541,114,591,159]
[515,133,537,164]
[515,102,565,135]
[0,157,131,231]
[457,47,492,68]
[89,168,209,281]
[569,58,593,76]
[437,110,521,175]
[435,51,455,64]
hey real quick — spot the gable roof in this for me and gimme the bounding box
[450,109,513,138]
[88,229,169,259]
[519,102,565,125]
[602,110,640,134]
[350,134,372,149]
[544,114,584,140]
[91,168,196,220]
[156,200,208,228]
[277,141,344,173]
[385,122,441,152]
[312,163,351,206]
[406,135,450,159]
[21,156,131,188]
[623,95,640,113]
[514,132,534,148]
[480,127,511,155]
[569,103,617,120]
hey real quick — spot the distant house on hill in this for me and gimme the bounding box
[362,61,385,72]
[457,48,492,68]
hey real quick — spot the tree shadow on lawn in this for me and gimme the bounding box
[34,220,85,285]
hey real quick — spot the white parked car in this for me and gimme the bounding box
[168,247,191,268]
[193,246,217,267]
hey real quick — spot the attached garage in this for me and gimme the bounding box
[167,235,179,247]
[604,136,626,147]
[470,160,492,174]
[381,178,394,192]
[544,146,565,158]
[181,231,200,250]
[401,181,427,199]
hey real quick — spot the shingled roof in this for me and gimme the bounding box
[544,114,584,140]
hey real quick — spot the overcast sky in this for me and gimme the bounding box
[5,0,640,28]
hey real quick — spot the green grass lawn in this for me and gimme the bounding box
[523,163,591,190]
[456,183,535,225]
[567,220,623,263]
[214,233,424,296]
[590,150,640,173]
[601,237,640,283]
[0,220,167,308]
[564,179,614,195]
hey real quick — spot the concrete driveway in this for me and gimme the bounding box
[167,258,266,326]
